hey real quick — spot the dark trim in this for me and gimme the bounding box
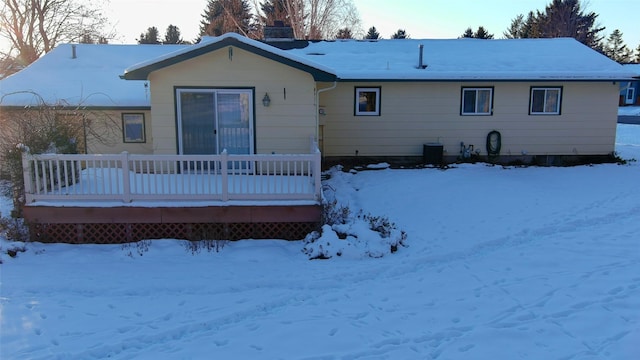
[123,37,336,82]
[121,112,146,143]
[528,86,563,115]
[460,86,494,116]
[337,78,633,83]
[354,86,381,116]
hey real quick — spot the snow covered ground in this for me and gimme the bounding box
[619,106,640,116]
[1,125,639,359]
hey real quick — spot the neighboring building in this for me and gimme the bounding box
[2,32,636,164]
[620,64,640,106]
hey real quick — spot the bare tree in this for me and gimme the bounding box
[254,0,361,39]
[1,91,122,214]
[0,0,112,66]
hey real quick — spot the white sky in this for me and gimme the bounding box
[106,0,640,48]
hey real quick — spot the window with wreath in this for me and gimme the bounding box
[461,87,493,115]
[530,87,562,115]
[122,113,146,143]
[355,87,381,116]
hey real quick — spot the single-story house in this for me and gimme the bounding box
[1,30,636,243]
[620,64,640,106]
[2,31,636,164]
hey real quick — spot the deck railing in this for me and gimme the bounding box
[22,148,322,204]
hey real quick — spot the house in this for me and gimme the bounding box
[620,64,640,106]
[1,32,635,243]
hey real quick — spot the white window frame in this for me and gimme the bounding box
[530,87,562,115]
[461,87,493,115]
[625,87,636,105]
[355,87,381,116]
[122,113,146,143]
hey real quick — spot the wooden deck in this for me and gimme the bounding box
[21,150,323,243]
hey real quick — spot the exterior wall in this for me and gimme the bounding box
[318,81,620,158]
[148,47,318,155]
[0,108,153,155]
[84,110,153,154]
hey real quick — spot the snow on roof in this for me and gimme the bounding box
[0,43,189,108]
[286,37,635,81]
[622,63,640,76]
[123,32,335,80]
[1,35,635,108]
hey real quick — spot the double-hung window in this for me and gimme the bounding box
[355,87,381,116]
[461,87,493,115]
[530,87,562,115]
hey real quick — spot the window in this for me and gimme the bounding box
[530,87,562,115]
[355,87,381,116]
[122,113,146,143]
[461,87,493,115]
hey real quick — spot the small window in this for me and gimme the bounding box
[355,87,381,116]
[122,113,146,143]
[530,87,562,115]
[461,87,493,115]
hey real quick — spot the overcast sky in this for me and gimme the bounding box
[106,0,639,47]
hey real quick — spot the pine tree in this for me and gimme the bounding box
[364,26,380,39]
[259,0,288,28]
[503,0,604,50]
[138,27,161,44]
[636,43,640,63]
[391,29,408,39]
[164,25,185,44]
[461,26,493,39]
[461,28,474,38]
[603,29,632,63]
[474,26,494,39]
[200,0,252,37]
[336,28,353,39]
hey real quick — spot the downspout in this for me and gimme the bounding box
[315,81,337,145]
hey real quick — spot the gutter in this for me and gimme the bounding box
[315,81,337,146]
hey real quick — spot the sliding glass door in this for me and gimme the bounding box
[176,89,253,156]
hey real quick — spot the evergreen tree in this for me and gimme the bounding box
[461,26,493,39]
[474,26,494,39]
[200,0,252,37]
[138,27,161,44]
[461,27,474,38]
[636,43,640,63]
[164,25,185,44]
[336,27,353,39]
[259,0,288,28]
[603,30,632,63]
[391,29,408,39]
[364,26,380,39]
[504,0,604,50]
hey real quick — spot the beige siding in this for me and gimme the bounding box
[148,46,318,155]
[0,109,153,155]
[85,110,153,155]
[319,81,619,157]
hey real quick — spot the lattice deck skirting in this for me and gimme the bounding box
[29,222,319,243]
[24,205,322,244]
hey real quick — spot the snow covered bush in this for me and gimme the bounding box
[303,201,407,260]
[0,212,29,243]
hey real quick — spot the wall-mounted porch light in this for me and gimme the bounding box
[262,93,271,107]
